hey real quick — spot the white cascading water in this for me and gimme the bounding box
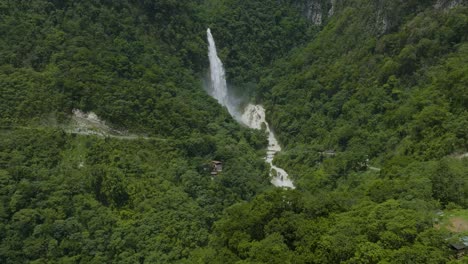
[207,28,236,116]
[240,105,295,188]
[207,28,294,188]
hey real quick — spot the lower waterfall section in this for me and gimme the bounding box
[240,104,295,188]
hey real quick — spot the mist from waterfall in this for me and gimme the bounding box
[206,28,294,188]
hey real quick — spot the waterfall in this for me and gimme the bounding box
[207,28,236,116]
[206,28,294,188]
[240,105,295,188]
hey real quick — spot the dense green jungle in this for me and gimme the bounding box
[0,0,467,263]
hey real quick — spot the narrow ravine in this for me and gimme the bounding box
[207,28,295,188]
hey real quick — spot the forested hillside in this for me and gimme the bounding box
[0,1,273,263]
[1,0,467,263]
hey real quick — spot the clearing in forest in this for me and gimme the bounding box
[437,209,468,233]
[447,217,468,233]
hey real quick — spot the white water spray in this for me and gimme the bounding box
[206,28,294,188]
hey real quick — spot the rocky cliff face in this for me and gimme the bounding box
[292,0,335,25]
[303,0,323,25]
[294,0,465,28]
[434,0,465,10]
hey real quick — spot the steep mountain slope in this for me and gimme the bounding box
[0,0,211,136]
[0,0,467,263]
[261,1,467,177]
[189,1,468,263]
[0,1,273,263]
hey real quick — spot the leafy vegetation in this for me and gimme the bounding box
[0,128,269,263]
[0,0,467,263]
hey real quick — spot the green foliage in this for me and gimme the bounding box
[193,189,448,263]
[261,4,468,173]
[203,0,312,85]
[0,0,221,137]
[0,128,268,263]
[197,2,467,263]
[0,0,466,263]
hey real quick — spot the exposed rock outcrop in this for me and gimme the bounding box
[292,0,465,30]
[434,0,465,10]
[292,0,335,25]
[303,0,323,25]
[328,0,336,16]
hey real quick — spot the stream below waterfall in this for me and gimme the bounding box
[240,104,295,188]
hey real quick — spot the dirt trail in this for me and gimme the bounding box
[2,110,166,141]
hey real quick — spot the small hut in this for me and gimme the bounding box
[318,150,336,160]
[450,237,468,259]
[211,161,223,176]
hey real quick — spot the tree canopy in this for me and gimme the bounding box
[0,0,467,263]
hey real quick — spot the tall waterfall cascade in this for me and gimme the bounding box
[207,28,236,116]
[207,28,295,188]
